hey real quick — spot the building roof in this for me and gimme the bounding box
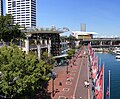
[72,31,98,36]
[24,27,69,35]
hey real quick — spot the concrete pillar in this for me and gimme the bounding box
[49,39,51,45]
[75,41,80,47]
[48,44,51,57]
[34,39,37,45]
[40,39,42,45]
[25,39,29,54]
[100,41,103,45]
[45,40,47,45]
[48,39,51,57]
[37,44,41,60]
[110,41,113,45]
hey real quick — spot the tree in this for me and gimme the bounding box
[67,49,75,59]
[42,51,55,65]
[0,14,24,42]
[0,45,52,98]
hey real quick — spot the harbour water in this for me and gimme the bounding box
[96,53,120,99]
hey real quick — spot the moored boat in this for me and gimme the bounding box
[116,55,120,59]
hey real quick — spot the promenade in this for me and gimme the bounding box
[47,46,90,99]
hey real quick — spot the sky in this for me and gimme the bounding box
[3,0,120,36]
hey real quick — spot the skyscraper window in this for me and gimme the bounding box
[12,1,16,7]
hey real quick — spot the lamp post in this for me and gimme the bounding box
[49,72,56,97]
[66,60,69,74]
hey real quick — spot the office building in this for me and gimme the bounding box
[6,0,36,28]
[0,0,3,16]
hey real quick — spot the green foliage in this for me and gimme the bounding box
[0,45,52,98]
[0,14,24,42]
[67,49,75,59]
[42,51,55,65]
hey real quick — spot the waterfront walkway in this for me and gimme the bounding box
[47,46,91,99]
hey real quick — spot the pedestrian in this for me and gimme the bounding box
[59,81,62,86]
[84,80,88,87]
[87,81,90,87]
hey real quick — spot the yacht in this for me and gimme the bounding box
[113,47,120,59]
[115,50,120,59]
[113,47,120,54]
[116,55,120,59]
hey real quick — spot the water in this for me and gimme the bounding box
[96,53,120,99]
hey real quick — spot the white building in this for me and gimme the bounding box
[6,0,36,28]
[72,31,98,47]
[72,31,97,40]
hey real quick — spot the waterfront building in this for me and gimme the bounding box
[71,31,97,47]
[72,31,97,40]
[72,24,97,47]
[6,0,36,28]
[23,26,69,57]
[72,24,97,40]
[0,0,3,16]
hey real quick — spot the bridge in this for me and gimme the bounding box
[91,45,120,48]
[91,37,120,41]
[80,37,120,48]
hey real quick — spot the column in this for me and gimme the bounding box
[48,44,51,57]
[49,39,51,45]
[40,39,42,44]
[48,39,51,57]
[34,39,37,45]
[25,39,29,54]
[45,40,47,46]
[37,44,41,60]
[100,41,103,45]
[76,41,80,47]
[110,41,113,45]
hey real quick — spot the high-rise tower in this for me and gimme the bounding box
[0,0,3,16]
[6,0,36,28]
[81,24,86,32]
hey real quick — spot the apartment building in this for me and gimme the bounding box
[6,0,36,28]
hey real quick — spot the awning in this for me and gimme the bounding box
[53,54,68,59]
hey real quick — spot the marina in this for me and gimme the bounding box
[96,52,120,99]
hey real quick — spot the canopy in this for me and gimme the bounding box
[53,54,68,59]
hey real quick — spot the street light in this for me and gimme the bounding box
[48,71,56,97]
[66,59,69,74]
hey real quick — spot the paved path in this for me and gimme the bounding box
[47,46,90,99]
[74,51,90,99]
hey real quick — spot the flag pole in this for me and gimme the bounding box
[102,64,104,99]
[98,58,101,72]
[109,70,111,99]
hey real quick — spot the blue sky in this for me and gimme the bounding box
[4,0,120,36]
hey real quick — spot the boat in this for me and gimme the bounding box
[115,49,120,59]
[113,47,120,59]
[116,55,120,59]
[113,47,120,54]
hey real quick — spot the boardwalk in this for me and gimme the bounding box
[47,46,90,99]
